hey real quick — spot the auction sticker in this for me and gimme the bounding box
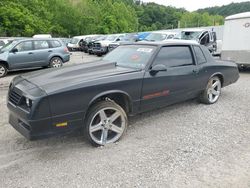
[137,48,153,53]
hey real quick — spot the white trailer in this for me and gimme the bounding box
[221,12,250,67]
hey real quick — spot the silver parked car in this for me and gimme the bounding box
[0,38,70,78]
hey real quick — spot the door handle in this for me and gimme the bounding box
[28,52,33,55]
[48,50,53,52]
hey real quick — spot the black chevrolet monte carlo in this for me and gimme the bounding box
[7,41,239,146]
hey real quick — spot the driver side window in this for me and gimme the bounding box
[153,46,194,67]
[15,41,33,52]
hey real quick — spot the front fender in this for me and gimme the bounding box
[87,90,133,111]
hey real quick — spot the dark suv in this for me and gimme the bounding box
[0,38,70,78]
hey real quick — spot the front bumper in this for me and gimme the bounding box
[8,100,84,140]
[7,79,84,140]
[8,104,52,140]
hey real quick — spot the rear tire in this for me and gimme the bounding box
[84,101,128,146]
[199,76,221,104]
[49,57,63,68]
[0,64,7,78]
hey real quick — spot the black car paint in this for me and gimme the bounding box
[7,42,239,140]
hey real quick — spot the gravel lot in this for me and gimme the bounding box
[0,52,249,188]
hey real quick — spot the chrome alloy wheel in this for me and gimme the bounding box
[207,78,221,103]
[89,107,126,145]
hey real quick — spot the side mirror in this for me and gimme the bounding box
[150,64,167,75]
[116,38,120,41]
[11,48,18,53]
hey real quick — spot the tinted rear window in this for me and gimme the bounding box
[50,40,62,48]
[34,40,49,50]
[194,46,206,64]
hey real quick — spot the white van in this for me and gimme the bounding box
[33,34,52,38]
[221,12,250,67]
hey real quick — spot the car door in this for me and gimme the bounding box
[33,40,50,66]
[7,41,34,69]
[140,45,200,111]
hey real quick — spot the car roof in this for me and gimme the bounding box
[16,38,61,42]
[181,28,206,32]
[124,40,199,47]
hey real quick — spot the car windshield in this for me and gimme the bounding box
[145,33,167,41]
[179,31,202,40]
[71,38,80,44]
[103,45,156,69]
[121,34,137,42]
[0,40,17,53]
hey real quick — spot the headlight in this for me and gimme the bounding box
[25,97,33,107]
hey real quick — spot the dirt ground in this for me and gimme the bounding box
[0,52,249,188]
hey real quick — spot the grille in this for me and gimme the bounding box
[9,90,22,105]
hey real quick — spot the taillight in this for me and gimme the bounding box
[64,47,69,53]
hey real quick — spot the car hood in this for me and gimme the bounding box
[20,60,140,94]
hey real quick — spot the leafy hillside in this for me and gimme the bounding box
[197,1,250,17]
[0,0,224,37]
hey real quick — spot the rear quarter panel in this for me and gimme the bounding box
[196,46,239,90]
[47,47,69,63]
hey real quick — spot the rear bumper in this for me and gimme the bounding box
[92,47,108,55]
[62,54,70,63]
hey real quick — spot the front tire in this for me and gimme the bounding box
[84,101,128,146]
[0,64,7,78]
[49,57,63,68]
[200,76,221,104]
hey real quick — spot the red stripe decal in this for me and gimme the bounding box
[143,90,170,100]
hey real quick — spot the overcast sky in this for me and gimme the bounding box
[142,0,250,11]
